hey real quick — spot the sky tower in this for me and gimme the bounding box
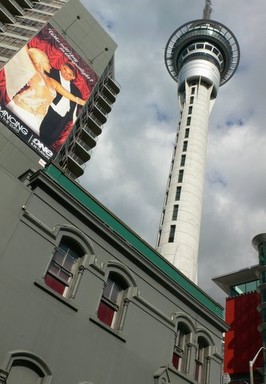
[156,1,240,283]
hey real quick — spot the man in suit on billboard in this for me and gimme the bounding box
[39,62,82,148]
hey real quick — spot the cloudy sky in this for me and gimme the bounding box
[80,0,266,304]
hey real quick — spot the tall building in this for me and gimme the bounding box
[156,1,240,283]
[0,0,120,179]
[213,265,262,384]
[214,233,266,384]
[0,1,67,68]
[0,1,228,384]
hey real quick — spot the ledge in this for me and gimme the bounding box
[34,279,78,312]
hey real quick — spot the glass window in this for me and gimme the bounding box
[230,279,259,296]
[187,116,191,126]
[172,322,191,373]
[5,353,51,384]
[165,191,169,205]
[195,337,210,383]
[175,186,181,200]
[188,106,193,114]
[180,154,186,167]
[178,170,184,183]
[161,209,165,225]
[172,205,179,220]
[183,141,188,152]
[44,238,83,297]
[97,272,128,329]
[185,128,190,138]
[168,225,176,242]
[157,230,162,247]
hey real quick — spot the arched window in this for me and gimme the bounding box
[172,322,191,373]
[3,351,51,384]
[97,271,129,329]
[44,237,84,297]
[194,336,211,383]
[7,362,44,384]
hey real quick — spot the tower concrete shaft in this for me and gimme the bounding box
[156,18,240,283]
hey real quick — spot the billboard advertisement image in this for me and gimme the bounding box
[0,23,98,160]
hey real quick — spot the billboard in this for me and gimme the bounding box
[0,23,99,161]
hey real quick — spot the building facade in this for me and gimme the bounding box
[0,1,67,68]
[0,162,227,384]
[214,263,264,384]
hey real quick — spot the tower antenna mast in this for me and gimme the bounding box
[203,0,212,19]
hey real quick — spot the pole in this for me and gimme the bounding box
[249,360,254,384]
[249,347,266,384]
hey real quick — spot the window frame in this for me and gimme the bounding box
[2,351,52,384]
[172,205,179,220]
[175,186,182,200]
[172,322,192,374]
[44,236,85,298]
[168,225,176,243]
[178,170,184,183]
[194,335,212,384]
[96,264,137,333]
[97,272,129,329]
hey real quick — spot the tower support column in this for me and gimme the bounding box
[157,79,214,283]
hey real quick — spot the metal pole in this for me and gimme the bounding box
[249,360,254,384]
[249,347,266,384]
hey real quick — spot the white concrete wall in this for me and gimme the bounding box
[157,79,216,283]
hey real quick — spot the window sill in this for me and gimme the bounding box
[89,315,126,342]
[34,279,78,312]
[167,364,193,381]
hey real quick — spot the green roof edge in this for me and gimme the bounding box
[44,164,223,318]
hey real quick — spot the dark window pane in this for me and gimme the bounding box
[98,300,115,326]
[175,186,181,200]
[172,352,180,369]
[178,170,184,183]
[53,249,64,264]
[172,205,179,220]
[180,154,186,166]
[44,274,66,295]
[169,225,176,242]
[63,254,77,272]
[58,269,71,282]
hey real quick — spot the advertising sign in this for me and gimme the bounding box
[0,23,98,161]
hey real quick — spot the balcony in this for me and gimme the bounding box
[106,76,120,95]
[81,126,97,148]
[0,5,16,24]
[74,139,91,162]
[98,93,111,114]
[67,153,84,178]
[103,83,116,104]
[4,1,24,16]
[93,104,107,124]
[16,0,33,9]
[87,114,102,136]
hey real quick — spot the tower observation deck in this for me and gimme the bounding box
[156,5,240,283]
